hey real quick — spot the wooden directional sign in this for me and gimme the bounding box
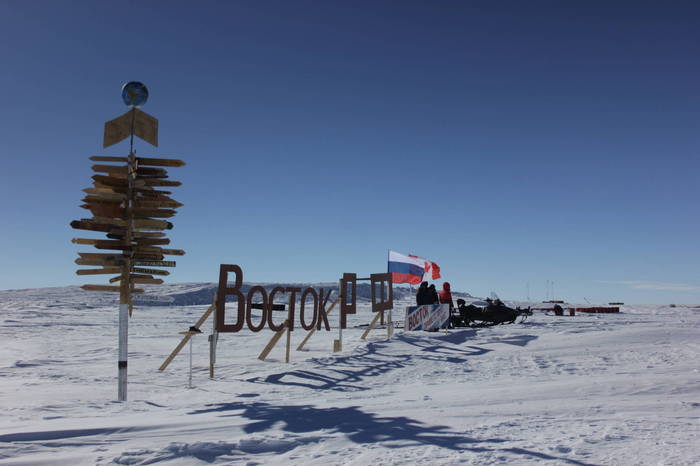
[103,108,159,148]
[76,83,186,403]
[72,98,185,310]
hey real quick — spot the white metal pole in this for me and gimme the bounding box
[188,337,193,389]
[118,303,128,401]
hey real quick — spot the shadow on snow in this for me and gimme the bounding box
[188,401,595,465]
[245,332,491,391]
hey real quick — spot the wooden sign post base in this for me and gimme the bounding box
[360,311,383,341]
[258,320,290,361]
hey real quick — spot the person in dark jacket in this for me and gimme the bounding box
[438,282,454,311]
[428,284,439,304]
[416,282,430,305]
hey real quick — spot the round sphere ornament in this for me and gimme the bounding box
[121,81,149,107]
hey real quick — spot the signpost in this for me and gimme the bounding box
[71,82,186,401]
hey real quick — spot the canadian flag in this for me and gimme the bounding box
[408,254,441,280]
[425,261,441,280]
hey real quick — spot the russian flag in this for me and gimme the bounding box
[388,250,432,285]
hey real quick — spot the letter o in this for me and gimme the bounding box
[267,287,286,331]
[246,286,268,332]
[300,288,318,331]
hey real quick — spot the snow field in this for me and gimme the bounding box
[0,287,698,465]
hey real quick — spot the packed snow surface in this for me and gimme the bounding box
[0,285,698,465]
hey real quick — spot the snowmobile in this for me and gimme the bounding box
[451,299,532,328]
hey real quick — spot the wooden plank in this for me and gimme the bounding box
[133,238,170,246]
[78,252,125,260]
[103,110,132,148]
[360,312,382,340]
[132,267,169,276]
[75,267,122,275]
[72,238,105,245]
[159,302,216,371]
[82,197,123,206]
[92,175,146,188]
[90,156,128,163]
[133,199,183,209]
[72,238,128,248]
[137,157,186,168]
[132,253,165,261]
[92,216,128,228]
[136,166,167,177]
[258,320,289,361]
[70,220,112,233]
[75,257,124,266]
[82,284,144,293]
[132,208,176,218]
[128,231,167,238]
[131,277,163,285]
[135,188,172,196]
[83,186,120,194]
[92,174,127,186]
[92,164,128,175]
[82,204,125,218]
[135,246,184,256]
[133,108,159,147]
[109,275,126,283]
[94,243,130,251]
[133,218,173,230]
[143,179,181,187]
[160,248,185,256]
[285,325,291,363]
[133,260,176,267]
[107,231,165,240]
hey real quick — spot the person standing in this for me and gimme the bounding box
[439,282,454,311]
[428,284,439,304]
[416,282,430,305]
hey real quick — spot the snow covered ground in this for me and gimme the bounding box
[0,286,698,465]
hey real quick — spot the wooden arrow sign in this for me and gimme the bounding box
[133,238,170,246]
[132,208,176,218]
[82,204,125,218]
[133,219,173,230]
[82,189,126,200]
[75,257,124,266]
[90,156,128,163]
[71,220,113,233]
[103,108,158,148]
[136,157,186,167]
[131,277,164,285]
[82,284,144,293]
[133,260,176,267]
[143,179,181,187]
[133,199,183,209]
[132,267,170,276]
[72,238,127,247]
[75,267,122,275]
[92,164,128,175]
[135,167,168,177]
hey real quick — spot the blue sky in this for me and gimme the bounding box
[0,1,698,304]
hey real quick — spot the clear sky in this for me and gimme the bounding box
[0,1,698,304]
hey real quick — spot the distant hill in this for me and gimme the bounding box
[134,282,475,307]
[0,283,474,307]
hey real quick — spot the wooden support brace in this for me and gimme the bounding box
[296,296,339,351]
[258,320,289,361]
[158,302,216,371]
[360,312,383,341]
[285,324,291,363]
